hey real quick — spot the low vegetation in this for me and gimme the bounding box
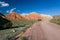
[50,18,60,25]
[11,20,37,26]
[20,36,27,40]
[0,20,37,40]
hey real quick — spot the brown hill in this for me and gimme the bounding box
[5,12,23,20]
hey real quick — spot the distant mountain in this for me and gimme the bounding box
[21,12,42,20]
[21,12,53,21]
[4,12,53,21]
[40,14,53,21]
[5,12,24,20]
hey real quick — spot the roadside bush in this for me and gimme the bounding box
[50,18,56,23]
[38,19,42,21]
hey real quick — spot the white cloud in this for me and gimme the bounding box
[21,13,29,15]
[10,8,16,13]
[6,10,9,13]
[0,1,9,7]
[6,8,16,13]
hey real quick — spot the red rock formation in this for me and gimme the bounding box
[5,12,23,20]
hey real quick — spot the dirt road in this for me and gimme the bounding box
[25,21,60,40]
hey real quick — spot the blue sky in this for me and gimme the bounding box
[0,0,60,16]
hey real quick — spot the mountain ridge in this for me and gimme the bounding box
[2,12,53,21]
